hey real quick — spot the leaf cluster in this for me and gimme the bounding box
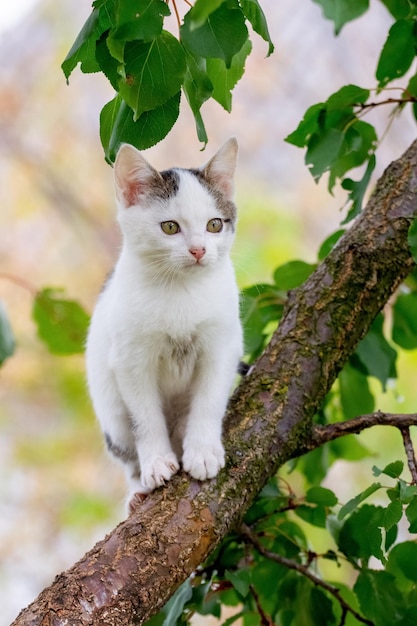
[61,0,273,159]
[148,461,417,626]
[288,0,417,220]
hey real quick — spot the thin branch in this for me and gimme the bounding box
[0,272,37,295]
[240,524,374,626]
[400,426,417,484]
[309,412,417,450]
[354,96,417,114]
[249,585,274,626]
[169,0,181,28]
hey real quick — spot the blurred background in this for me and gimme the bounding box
[1,1,417,623]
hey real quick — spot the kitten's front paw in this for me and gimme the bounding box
[182,442,225,481]
[141,453,180,491]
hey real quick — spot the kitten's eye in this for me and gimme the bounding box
[207,218,223,233]
[161,221,180,235]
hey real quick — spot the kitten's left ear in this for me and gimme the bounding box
[114,143,161,208]
[201,137,238,201]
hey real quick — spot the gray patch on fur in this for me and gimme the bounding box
[154,169,180,200]
[168,335,197,364]
[188,168,237,228]
[104,432,138,464]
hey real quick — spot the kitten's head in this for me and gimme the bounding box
[114,139,238,281]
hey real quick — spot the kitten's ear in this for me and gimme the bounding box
[114,144,161,208]
[201,137,238,201]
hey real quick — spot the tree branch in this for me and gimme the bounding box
[12,140,417,625]
[240,524,374,626]
[400,426,417,484]
[307,412,417,450]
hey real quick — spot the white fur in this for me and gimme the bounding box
[86,139,243,502]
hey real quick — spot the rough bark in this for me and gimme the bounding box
[12,140,417,626]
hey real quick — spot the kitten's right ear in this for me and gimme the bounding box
[114,144,161,208]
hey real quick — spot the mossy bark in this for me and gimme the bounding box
[12,141,417,626]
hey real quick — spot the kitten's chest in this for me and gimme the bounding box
[158,333,200,389]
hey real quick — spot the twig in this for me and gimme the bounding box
[249,584,274,626]
[354,96,417,113]
[169,0,181,28]
[309,412,417,450]
[0,272,37,295]
[400,426,417,484]
[241,523,374,626]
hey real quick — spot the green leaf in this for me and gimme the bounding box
[385,523,398,552]
[119,31,186,120]
[338,483,382,520]
[0,301,16,365]
[206,39,252,112]
[296,445,330,485]
[387,542,417,584]
[240,284,283,356]
[354,570,403,626]
[240,0,274,56]
[32,288,90,355]
[406,495,417,532]
[392,291,417,349]
[295,504,327,528]
[312,0,369,34]
[339,504,384,562]
[181,1,248,67]
[109,0,170,45]
[189,575,221,618]
[408,219,417,263]
[251,558,289,610]
[61,9,102,79]
[285,103,325,148]
[379,0,412,20]
[305,127,344,182]
[341,153,376,223]
[399,481,417,505]
[372,460,404,479]
[305,486,338,507]
[355,313,397,389]
[326,84,370,109]
[225,569,251,598]
[376,19,416,87]
[383,499,402,531]
[273,261,316,290]
[183,52,213,144]
[338,360,374,420]
[100,92,181,161]
[161,578,193,626]
[317,229,345,260]
[310,587,336,626]
[188,0,225,28]
[95,32,120,90]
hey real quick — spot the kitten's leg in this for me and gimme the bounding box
[182,335,241,481]
[88,362,146,495]
[113,363,180,491]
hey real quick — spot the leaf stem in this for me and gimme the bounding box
[240,523,374,626]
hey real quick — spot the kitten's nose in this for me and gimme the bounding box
[189,247,206,261]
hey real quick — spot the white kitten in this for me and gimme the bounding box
[86,139,243,504]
